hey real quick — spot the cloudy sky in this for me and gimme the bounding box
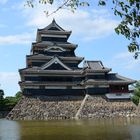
[0,0,140,96]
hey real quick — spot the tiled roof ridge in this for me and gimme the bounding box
[116,73,136,82]
[38,19,70,32]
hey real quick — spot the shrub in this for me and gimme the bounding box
[131,95,139,106]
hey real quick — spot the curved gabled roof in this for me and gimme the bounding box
[83,73,136,85]
[39,19,66,32]
[107,73,136,83]
[36,19,72,42]
[41,56,72,70]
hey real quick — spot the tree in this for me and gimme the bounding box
[15,91,22,102]
[0,89,4,100]
[26,0,140,58]
[0,89,5,110]
[131,81,140,106]
[4,91,22,107]
[0,91,22,111]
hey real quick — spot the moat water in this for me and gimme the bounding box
[0,118,140,140]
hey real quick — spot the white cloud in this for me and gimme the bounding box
[0,72,20,96]
[0,72,19,81]
[0,33,33,45]
[22,5,119,41]
[0,0,8,4]
[109,52,140,70]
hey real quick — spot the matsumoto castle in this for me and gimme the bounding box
[19,19,135,100]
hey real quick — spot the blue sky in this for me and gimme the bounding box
[0,0,140,96]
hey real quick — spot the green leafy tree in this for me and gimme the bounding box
[4,91,22,108]
[26,0,140,58]
[15,91,22,102]
[4,97,18,108]
[0,89,4,109]
[0,91,22,111]
[0,89,4,100]
[131,81,140,106]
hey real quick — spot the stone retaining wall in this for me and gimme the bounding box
[7,96,84,120]
[79,95,138,118]
[7,95,140,120]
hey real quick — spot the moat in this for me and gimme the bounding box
[0,118,140,140]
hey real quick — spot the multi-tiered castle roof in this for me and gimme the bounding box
[19,19,135,100]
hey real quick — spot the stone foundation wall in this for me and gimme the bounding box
[7,96,84,120]
[7,95,140,120]
[79,95,138,118]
